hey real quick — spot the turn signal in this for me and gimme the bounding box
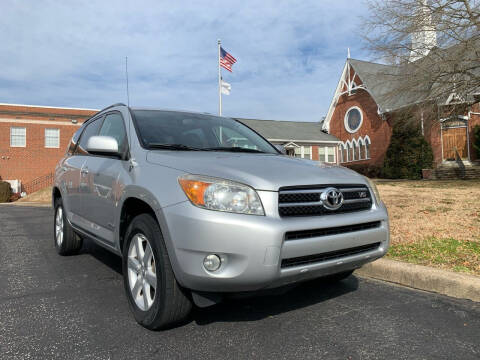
[178,178,211,206]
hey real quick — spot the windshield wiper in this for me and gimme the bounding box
[147,143,202,151]
[203,146,266,153]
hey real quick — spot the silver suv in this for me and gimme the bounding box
[53,103,389,329]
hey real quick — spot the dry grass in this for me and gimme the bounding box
[17,186,52,203]
[376,180,480,274]
[377,180,480,243]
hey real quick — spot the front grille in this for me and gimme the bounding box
[281,242,381,268]
[285,221,381,241]
[278,184,372,217]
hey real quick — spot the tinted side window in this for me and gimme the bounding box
[75,118,103,155]
[98,113,128,154]
[67,127,83,155]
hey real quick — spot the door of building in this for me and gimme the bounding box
[442,127,468,160]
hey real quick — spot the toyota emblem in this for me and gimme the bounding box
[320,187,344,210]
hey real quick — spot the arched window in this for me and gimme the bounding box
[358,138,365,160]
[346,142,352,162]
[365,137,371,159]
[352,140,358,161]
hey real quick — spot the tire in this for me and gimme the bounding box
[324,270,354,283]
[122,213,192,330]
[54,198,82,255]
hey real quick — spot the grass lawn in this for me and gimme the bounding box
[376,180,480,275]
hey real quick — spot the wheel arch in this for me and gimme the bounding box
[119,197,157,253]
[52,186,62,206]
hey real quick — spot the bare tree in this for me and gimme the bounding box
[362,0,480,116]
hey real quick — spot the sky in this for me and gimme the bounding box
[0,1,370,122]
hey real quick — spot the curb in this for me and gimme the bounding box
[355,258,480,302]
[0,202,52,207]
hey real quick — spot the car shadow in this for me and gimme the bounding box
[80,237,123,275]
[192,276,359,326]
[80,236,359,326]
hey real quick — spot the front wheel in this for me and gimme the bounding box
[122,213,192,330]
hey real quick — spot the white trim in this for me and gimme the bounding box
[283,141,301,148]
[344,106,363,133]
[323,61,348,132]
[0,118,82,126]
[0,103,98,111]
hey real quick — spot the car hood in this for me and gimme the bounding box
[146,151,365,191]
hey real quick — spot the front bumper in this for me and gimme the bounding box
[157,191,389,293]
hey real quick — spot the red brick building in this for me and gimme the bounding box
[323,58,480,168]
[0,104,96,191]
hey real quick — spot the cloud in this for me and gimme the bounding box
[0,0,369,121]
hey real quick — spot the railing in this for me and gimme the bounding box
[23,172,54,194]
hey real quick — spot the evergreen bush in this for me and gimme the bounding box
[382,115,434,179]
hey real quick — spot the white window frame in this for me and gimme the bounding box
[301,145,312,159]
[10,127,26,147]
[45,128,60,148]
[364,136,371,159]
[318,146,336,163]
[344,106,363,134]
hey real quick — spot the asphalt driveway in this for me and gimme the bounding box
[1,205,479,360]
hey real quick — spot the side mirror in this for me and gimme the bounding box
[275,144,287,155]
[86,136,120,157]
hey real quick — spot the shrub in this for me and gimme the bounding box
[344,164,383,178]
[473,125,480,159]
[382,115,434,179]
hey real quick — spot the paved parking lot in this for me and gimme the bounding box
[1,205,479,360]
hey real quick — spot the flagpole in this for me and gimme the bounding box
[218,39,222,116]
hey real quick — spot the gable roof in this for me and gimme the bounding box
[323,58,433,132]
[236,118,340,143]
[347,59,426,112]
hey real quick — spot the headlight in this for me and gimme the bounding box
[178,174,265,215]
[365,177,381,205]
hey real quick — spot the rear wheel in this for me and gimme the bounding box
[54,198,82,255]
[122,213,192,330]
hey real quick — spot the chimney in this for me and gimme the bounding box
[409,0,437,62]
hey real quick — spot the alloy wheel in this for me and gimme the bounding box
[127,233,157,311]
[55,206,64,247]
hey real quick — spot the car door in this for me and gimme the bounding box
[58,127,85,217]
[68,116,104,229]
[80,111,129,244]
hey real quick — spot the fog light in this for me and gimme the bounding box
[203,254,221,272]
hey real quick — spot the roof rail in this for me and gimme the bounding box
[99,103,127,112]
[82,103,127,125]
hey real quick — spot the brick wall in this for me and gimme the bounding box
[0,104,96,188]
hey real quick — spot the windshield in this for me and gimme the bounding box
[131,110,279,154]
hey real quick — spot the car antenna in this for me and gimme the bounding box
[125,56,130,107]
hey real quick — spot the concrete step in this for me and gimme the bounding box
[433,164,480,179]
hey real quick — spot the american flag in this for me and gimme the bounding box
[220,47,237,72]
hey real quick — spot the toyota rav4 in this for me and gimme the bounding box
[53,103,389,329]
